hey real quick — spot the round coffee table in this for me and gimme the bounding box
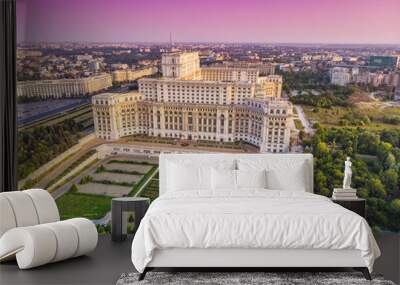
[111,197,150,242]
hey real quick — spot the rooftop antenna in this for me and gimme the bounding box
[169,32,173,50]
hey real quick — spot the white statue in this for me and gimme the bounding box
[343,157,352,189]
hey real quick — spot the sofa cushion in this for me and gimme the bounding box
[0,192,39,227]
[0,196,17,237]
[24,189,60,224]
[0,218,97,269]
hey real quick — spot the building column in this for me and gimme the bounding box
[193,109,199,133]
[152,105,158,134]
[160,108,166,136]
[110,106,120,140]
[182,109,188,133]
[260,116,268,153]
[223,110,229,139]
[216,109,221,139]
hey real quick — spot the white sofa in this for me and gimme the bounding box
[0,189,98,269]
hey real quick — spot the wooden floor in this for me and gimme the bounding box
[1,233,398,285]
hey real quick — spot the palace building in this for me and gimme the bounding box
[92,52,292,153]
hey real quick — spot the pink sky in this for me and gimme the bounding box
[16,0,400,44]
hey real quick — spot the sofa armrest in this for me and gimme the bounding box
[0,218,97,269]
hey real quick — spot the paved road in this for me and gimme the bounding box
[51,157,105,200]
[295,105,314,135]
[92,211,112,225]
[18,98,90,126]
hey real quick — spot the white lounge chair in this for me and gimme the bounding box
[0,189,98,269]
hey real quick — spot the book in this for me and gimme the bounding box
[333,193,357,197]
[332,188,358,200]
[333,188,357,193]
[332,196,359,200]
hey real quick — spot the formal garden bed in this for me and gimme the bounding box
[56,192,113,220]
[139,174,159,202]
[56,158,159,222]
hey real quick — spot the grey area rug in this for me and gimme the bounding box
[117,272,395,285]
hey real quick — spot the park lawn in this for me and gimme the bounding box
[294,119,304,130]
[56,192,113,220]
[302,105,350,127]
[302,105,400,130]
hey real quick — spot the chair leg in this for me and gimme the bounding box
[354,267,371,280]
[138,268,148,281]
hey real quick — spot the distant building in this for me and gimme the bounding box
[368,72,385,87]
[93,52,292,153]
[353,71,399,88]
[112,67,158,83]
[89,61,100,73]
[111,63,129,70]
[17,74,112,98]
[368,56,399,69]
[331,67,351,86]
[385,72,400,87]
[395,82,400,101]
[112,50,131,55]
[330,55,343,62]
[216,62,275,75]
[17,49,42,59]
[76,54,93,61]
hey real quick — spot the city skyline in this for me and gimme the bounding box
[17,0,400,45]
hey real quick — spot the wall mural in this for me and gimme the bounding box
[16,0,399,237]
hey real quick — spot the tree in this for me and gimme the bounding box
[383,153,396,170]
[80,175,93,185]
[17,119,85,180]
[315,142,329,156]
[381,169,399,197]
[315,170,328,193]
[304,125,400,232]
[367,178,386,199]
[69,184,78,193]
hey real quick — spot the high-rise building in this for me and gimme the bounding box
[369,56,399,69]
[92,52,291,153]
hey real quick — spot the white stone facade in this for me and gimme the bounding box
[161,52,201,79]
[112,67,158,83]
[17,74,112,98]
[92,52,292,153]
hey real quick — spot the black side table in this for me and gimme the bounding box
[111,197,150,242]
[331,198,366,218]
